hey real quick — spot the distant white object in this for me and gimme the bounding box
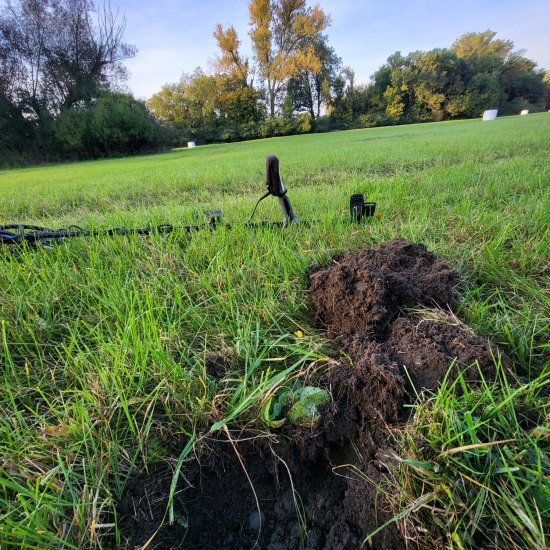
[482,109,498,121]
[188,141,196,148]
[520,110,529,116]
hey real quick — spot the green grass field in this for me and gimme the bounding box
[1,114,549,548]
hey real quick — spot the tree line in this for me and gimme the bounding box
[1,0,549,166]
[357,31,548,126]
[148,19,549,145]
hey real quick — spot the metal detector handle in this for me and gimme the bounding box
[263,154,300,225]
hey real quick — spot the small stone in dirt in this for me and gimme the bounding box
[249,510,264,530]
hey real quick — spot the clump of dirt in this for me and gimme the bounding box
[308,238,459,341]
[382,315,502,390]
[117,238,507,549]
[309,237,503,394]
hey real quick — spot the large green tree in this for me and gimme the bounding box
[499,54,546,113]
[328,66,370,126]
[147,69,264,144]
[55,92,161,158]
[451,30,513,72]
[364,31,545,124]
[0,0,167,163]
[452,31,545,115]
[0,0,136,117]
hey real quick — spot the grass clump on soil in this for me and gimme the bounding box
[0,114,549,548]
[383,362,549,549]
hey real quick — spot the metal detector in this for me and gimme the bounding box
[1,154,376,250]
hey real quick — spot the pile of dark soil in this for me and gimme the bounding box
[309,238,503,395]
[117,238,507,549]
[309,238,460,341]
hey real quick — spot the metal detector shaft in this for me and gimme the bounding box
[278,195,299,226]
[0,223,204,246]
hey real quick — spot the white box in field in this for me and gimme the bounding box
[520,110,529,115]
[482,110,498,121]
[188,141,196,147]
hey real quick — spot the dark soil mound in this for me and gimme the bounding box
[383,315,502,390]
[118,238,507,549]
[309,238,503,394]
[309,238,459,340]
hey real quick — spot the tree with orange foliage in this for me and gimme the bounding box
[215,0,329,117]
[213,24,251,84]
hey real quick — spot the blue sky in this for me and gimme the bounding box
[116,0,550,99]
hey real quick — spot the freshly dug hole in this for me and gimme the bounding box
[118,238,507,549]
[117,432,403,549]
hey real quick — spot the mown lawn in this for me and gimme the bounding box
[1,114,548,548]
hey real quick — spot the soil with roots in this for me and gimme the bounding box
[117,238,506,549]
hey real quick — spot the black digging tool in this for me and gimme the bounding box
[1,155,376,250]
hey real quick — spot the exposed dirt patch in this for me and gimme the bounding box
[204,354,233,380]
[309,238,459,341]
[118,425,403,550]
[382,315,503,390]
[118,469,187,549]
[118,238,507,549]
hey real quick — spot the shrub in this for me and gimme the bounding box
[357,112,397,128]
[90,93,163,155]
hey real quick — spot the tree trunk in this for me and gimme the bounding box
[269,82,276,117]
[306,76,315,119]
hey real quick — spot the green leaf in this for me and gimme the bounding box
[287,386,330,428]
[261,387,293,428]
[532,483,550,513]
